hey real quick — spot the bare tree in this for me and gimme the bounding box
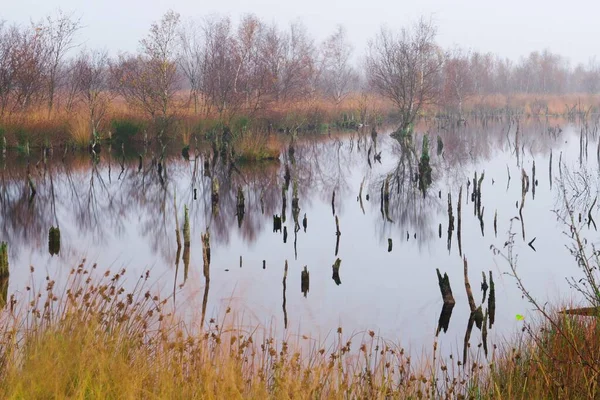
[113,10,181,137]
[320,25,355,106]
[442,48,473,118]
[42,9,81,114]
[201,16,236,118]
[262,22,315,103]
[0,22,14,118]
[366,18,443,133]
[177,19,205,114]
[73,49,112,142]
[8,23,48,114]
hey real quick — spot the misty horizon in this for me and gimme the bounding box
[3,1,600,67]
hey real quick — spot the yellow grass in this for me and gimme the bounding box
[0,262,483,399]
[233,130,281,162]
[68,111,92,148]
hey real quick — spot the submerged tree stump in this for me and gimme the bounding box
[211,178,219,214]
[488,271,495,328]
[236,188,245,227]
[0,242,7,309]
[273,215,282,233]
[48,227,61,256]
[301,266,309,297]
[332,258,342,285]
[201,229,210,279]
[436,268,455,305]
[0,242,8,279]
[183,205,190,246]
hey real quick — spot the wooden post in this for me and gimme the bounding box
[332,258,341,285]
[436,268,455,305]
[201,229,210,279]
[488,271,495,328]
[301,266,309,297]
[282,261,288,329]
[183,205,190,246]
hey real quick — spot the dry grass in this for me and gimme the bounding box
[233,130,280,162]
[463,93,600,116]
[68,111,92,148]
[0,262,485,399]
[482,312,600,399]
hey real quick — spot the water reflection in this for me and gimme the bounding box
[0,117,595,362]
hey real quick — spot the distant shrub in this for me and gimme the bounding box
[111,119,143,144]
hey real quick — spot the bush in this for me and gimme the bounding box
[111,119,143,144]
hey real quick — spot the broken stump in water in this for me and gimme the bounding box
[201,229,211,278]
[183,205,190,246]
[436,302,455,336]
[301,266,309,297]
[0,242,8,279]
[332,258,341,285]
[488,270,496,328]
[211,178,219,213]
[48,227,61,256]
[236,188,245,227]
[436,268,455,305]
[273,215,282,233]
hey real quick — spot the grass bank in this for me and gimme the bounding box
[0,262,489,399]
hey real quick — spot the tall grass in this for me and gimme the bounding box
[232,129,280,162]
[0,262,484,399]
[479,164,600,399]
[484,312,600,399]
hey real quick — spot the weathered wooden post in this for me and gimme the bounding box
[301,266,309,297]
[183,205,190,246]
[436,268,455,305]
[488,271,495,328]
[273,215,282,233]
[236,188,245,228]
[332,258,342,285]
[201,229,210,279]
[48,227,61,256]
[0,242,8,308]
[211,178,219,214]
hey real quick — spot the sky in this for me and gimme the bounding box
[2,0,598,66]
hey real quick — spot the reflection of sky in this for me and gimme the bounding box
[0,119,594,361]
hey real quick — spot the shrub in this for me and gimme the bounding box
[111,119,143,144]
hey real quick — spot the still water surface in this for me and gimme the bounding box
[0,118,592,359]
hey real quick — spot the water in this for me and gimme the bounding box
[0,118,594,361]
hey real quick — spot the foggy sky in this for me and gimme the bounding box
[2,0,598,65]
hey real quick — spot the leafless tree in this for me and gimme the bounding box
[7,23,48,114]
[73,49,112,141]
[320,25,355,106]
[177,19,205,114]
[42,10,81,114]
[201,16,236,118]
[262,22,315,103]
[442,48,473,117]
[366,18,443,132]
[113,10,181,137]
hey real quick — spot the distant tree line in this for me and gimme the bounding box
[1,10,600,132]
